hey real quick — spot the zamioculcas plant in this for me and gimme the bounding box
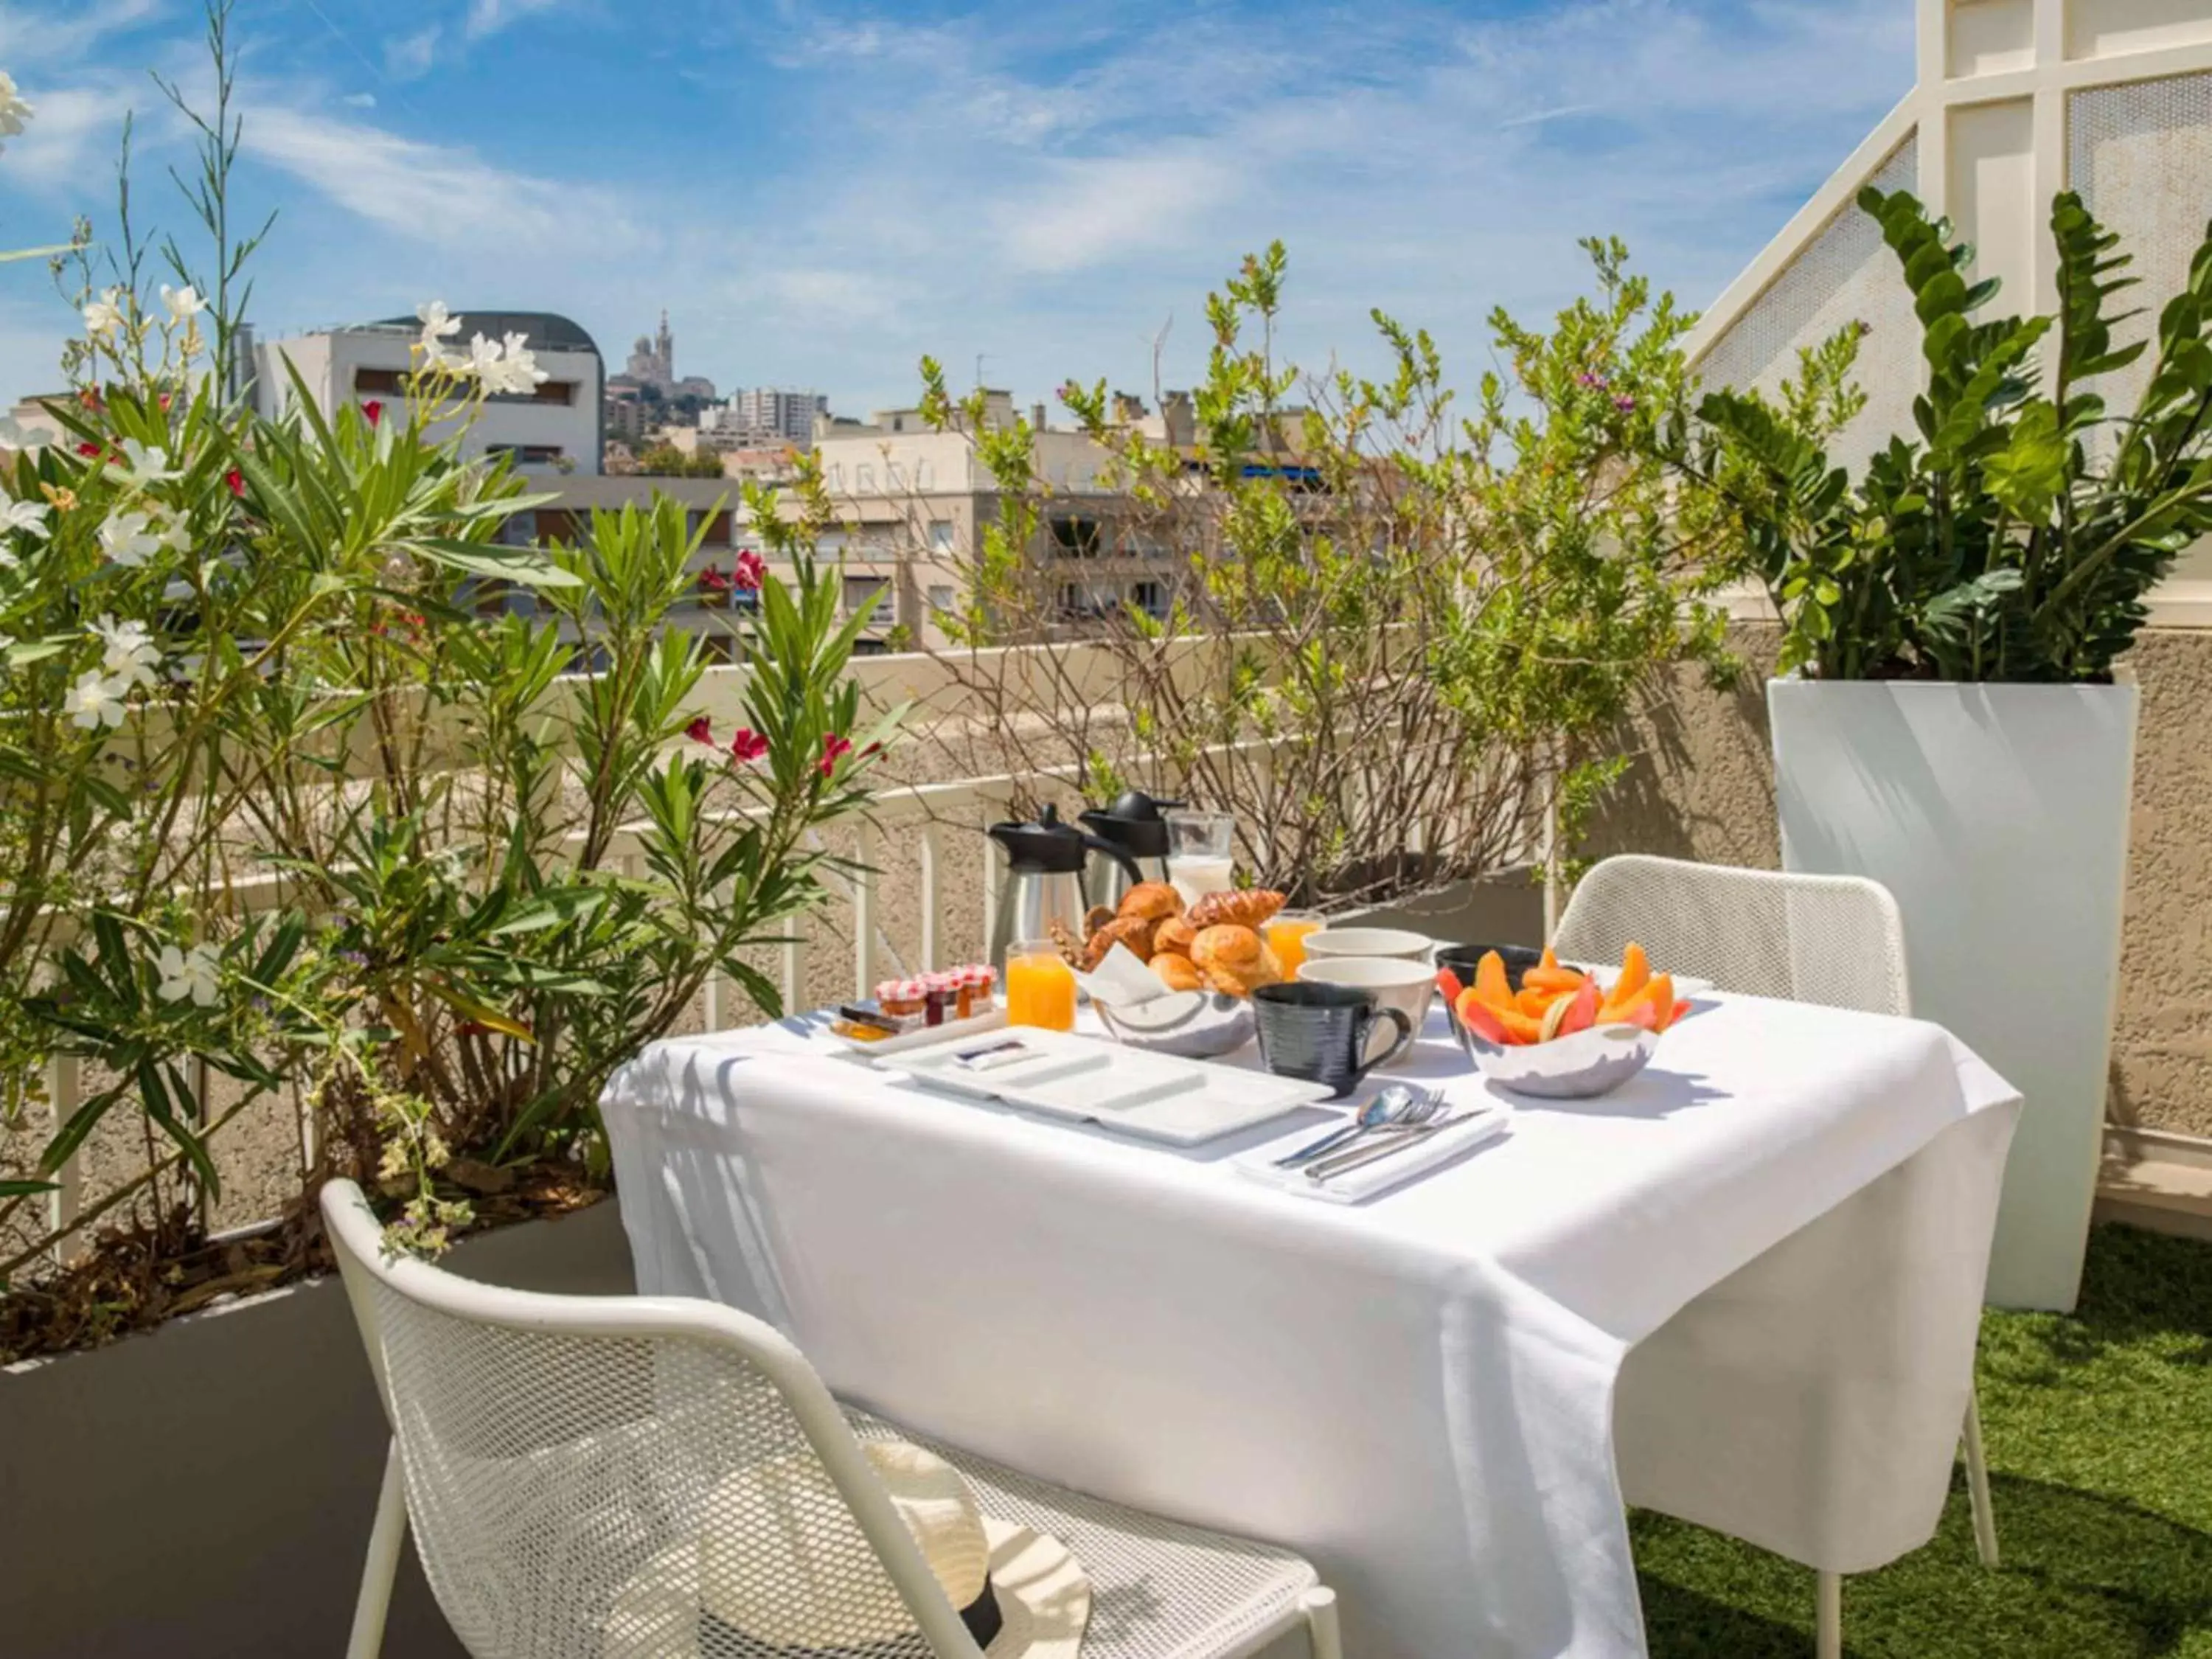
[1685,186,2212,682]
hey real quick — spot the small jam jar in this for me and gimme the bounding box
[877,978,927,1020]
[966,964,997,1014]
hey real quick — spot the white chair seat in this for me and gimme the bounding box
[849,1410,1320,1659]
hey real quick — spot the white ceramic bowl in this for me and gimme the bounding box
[1301,926,1433,964]
[1453,1018,1660,1099]
[1295,956,1436,1065]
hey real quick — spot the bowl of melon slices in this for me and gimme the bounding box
[1435,945,1691,1099]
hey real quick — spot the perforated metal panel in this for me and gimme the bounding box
[2068,71,2212,425]
[1695,138,1921,474]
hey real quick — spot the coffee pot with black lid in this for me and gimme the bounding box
[1077,789,1183,913]
[986,804,1144,969]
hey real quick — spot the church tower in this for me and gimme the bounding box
[655,310,673,383]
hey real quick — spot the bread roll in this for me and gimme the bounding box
[1150,952,1205,992]
[1116,881,1184,923]
[1151,915,1197,959]
[1189,924,1283,997]
[1187,888,1287,931]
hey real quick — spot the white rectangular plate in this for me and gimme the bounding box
[874,1029,1335,1145]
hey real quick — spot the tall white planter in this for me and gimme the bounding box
[1768,680,2138,1312]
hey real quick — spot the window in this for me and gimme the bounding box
[915,459,935,490]
[530,380,577,406]
[1048,516,1103,557]
[886,461,905,490]
[487,442,565,466]
[856,465,877,492]
[695,511,734,546]
[354,366,406,395]
[927,519,956,554]
[828,465,845,490]
[1133,580,1166,618]
[844,575,889,617]
[928,584,955,611]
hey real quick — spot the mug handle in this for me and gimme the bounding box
[1354,1005,1416,1077]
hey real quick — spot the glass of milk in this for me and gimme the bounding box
[1164,810,1238,905]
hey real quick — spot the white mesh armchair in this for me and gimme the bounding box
[1554,855,2000,1658]
[321,1178,1343,1659]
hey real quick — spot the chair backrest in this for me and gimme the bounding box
[319,1180,984,1659]
[1552,855,1911,1017]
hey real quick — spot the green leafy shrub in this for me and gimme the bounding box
[1685,187,2212,682]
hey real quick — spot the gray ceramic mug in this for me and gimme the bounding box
[1251,981,1417,1099]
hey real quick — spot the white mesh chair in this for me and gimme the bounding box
[1554,855,2000,1658]
[321,1179,1343,1659]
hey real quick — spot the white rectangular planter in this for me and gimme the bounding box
[1769,679,2138,1312]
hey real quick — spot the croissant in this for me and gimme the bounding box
[1186,888,1287,931]
[1150,952,1206,992]
[1116,881,1184,923]
[1151,915,1197,959]
[1082,914,1156,970]
[1189,924,1283,997]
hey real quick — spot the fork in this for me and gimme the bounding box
[1305,1111,1472,1183]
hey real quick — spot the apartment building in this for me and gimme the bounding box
[253,311,605,476]
[807,391,1186,653]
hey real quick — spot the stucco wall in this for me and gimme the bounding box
[1587,625,2212,1141]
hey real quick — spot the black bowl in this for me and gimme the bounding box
[1433,942,1544,1040]
[1433,942,1543,992]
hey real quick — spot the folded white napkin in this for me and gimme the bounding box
[1235,1105,1511,1204]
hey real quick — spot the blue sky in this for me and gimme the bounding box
[0,0,1912,414]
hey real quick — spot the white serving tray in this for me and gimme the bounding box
[872,1027,1335,1146]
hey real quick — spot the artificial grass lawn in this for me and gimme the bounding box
[1635,1224,2212,1658]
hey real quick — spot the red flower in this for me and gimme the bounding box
[731,549,766,592]
[362,400,383,428]
[78,388,102,411]
[224,468,245,498]
[698,565,731,593]
[818,732,853,776]
[685,716,714,746]
[158,392,173,413]
[729,728,769,764]
[75,441,102,459]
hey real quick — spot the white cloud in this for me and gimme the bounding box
[2,81,136,189]
[465,0,562,41]
[0,0,164,68]
[240,102,639,252]
[342,91,377,109]
[995,153,1239,276]
[385,25,439,81]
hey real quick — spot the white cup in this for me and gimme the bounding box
[1296,956,1438,1063]
[1301,926,1433,964]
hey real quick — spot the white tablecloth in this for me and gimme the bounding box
[602,995,2019,1658]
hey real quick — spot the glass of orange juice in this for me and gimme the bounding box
[1265,910,1324,975]
[1006,939,1078,1032]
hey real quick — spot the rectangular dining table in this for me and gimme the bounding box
[602,994,2020,1658]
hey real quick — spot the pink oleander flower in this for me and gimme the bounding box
[362,400,383,428]
[730,727,769,763]
[818,732,853,777]
[685,716,714,746]
[731,549,766,592]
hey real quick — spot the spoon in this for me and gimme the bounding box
[1273,1083,1432,1167]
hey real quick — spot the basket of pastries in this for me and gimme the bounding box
[1074,883,1289,1057]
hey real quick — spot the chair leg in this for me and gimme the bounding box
[1815,1570,1842,1659]
[347,1439,409,1659]
[1301,1585,1344,1659]
[1962,1388,2000,1569]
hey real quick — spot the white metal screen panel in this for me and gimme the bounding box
[1694,138,1921,475]
[2067,71,2212,427]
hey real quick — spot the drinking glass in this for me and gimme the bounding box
[1263,909,1324,974]
[1006,939,1077,1032]
[1164,809,1237,905]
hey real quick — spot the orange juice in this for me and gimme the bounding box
[1265,913,1324,975]
[1006,946,1077,1032]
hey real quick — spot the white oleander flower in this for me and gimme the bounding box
[91,614,159,689]
[158,284,207,324]
[63,668,127,729]
[0,495,48,542]
[0,72,34,145]
[0,414,39,449]
[156,942,220,1008]
[488,332,548,394]
[154,512,192,559]
[112,437,179,489]
[463,330,503,383]
[83,287,126,338]
[417,300,462,352]
[100,509,162,567]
